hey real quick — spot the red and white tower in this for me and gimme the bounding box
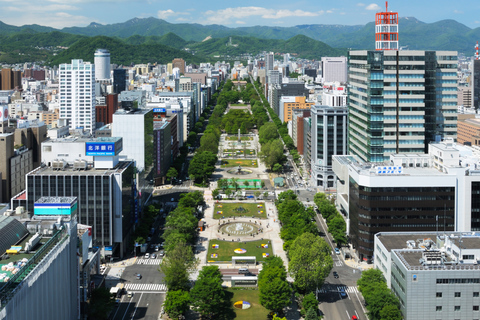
[375,1,399,50]
[475,41,479,60]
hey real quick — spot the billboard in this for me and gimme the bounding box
[153,108,166,113]
[34,201,78,216]
[0,105,8,121]
[86,140,123,156]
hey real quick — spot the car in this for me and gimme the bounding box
[127,291,133,298]
[155,246,159,251]
[334,248,340,255]
[339,288,347,298]
[352,316,358,320]
[151,253,157,259]
[158,250,165,257]
[145,253,150,259]
[333,271,339,279]
[136,273,142,280]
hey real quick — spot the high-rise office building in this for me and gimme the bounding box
[266,52,274,72]
[59,59,96,133]
[348,50,458,162]
[94,49,111,81]
[113,68,127,94]
[473,59,480,109]
[321,57,347,83]
[310,104,348,188]
[172,58,185,74]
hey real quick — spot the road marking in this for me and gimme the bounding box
[125,283,167,292]
[316,285,359,294]
[136,259,162,265]
[131,292,143,319]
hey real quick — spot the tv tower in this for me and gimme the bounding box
[476,41,479,60]
[375,1,399,50]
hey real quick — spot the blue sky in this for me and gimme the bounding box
[1,0,479,29]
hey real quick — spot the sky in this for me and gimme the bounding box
[1,0,480,30]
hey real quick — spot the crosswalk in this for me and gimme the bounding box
[317,285,359,294]
[125,283,167,292]
[136,259,162,265]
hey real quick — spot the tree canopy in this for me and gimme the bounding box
[190,266,227,319]
[288,232,333,293]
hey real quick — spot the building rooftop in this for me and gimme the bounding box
[29,160,131,176]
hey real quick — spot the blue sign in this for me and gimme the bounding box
[153,108,166,113]
[86,142,116,156]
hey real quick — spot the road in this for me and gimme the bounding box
[313,210,366,320]
[110,214,167,320]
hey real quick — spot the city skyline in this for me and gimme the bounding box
[1,0,479,30]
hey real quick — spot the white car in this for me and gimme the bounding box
[145,253,150,259]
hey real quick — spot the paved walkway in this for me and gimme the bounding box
[195,197,292,281]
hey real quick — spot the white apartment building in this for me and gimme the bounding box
[59,59,96,134]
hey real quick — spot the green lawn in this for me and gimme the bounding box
[207,239,273,262]
[213,202,266,219]
[230,103,249,107]
[224,179,262,189]
[227,289,269,320]
[220,159,258,168]
[225,136,252,141]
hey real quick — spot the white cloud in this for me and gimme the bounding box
[236,21,246,24]
[365,3,381,11]
[453,10,464,14]
[157,9,190,20]
[203,7,322,25]
[157,9,175,19]
[357,3,365,6]
[475,20,480,24]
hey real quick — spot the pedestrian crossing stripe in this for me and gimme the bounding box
[136,259,162,265]
[125,283,167,292]
[316,285,359,294]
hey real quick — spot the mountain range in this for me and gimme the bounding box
[1,16,478,54]
[0,16,478,65]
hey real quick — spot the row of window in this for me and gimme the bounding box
[437,278,480,284]
[437,292,480,298]
[436,305,478,311]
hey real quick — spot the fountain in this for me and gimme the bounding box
[220,222,259,236]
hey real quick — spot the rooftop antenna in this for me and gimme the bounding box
[476,41,479,60]
[375,1,398,50]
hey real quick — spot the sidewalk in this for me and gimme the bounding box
[107,256,137,268]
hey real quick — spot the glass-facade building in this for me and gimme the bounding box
[348,50,458,162]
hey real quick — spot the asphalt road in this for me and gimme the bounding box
[313,211,367,320]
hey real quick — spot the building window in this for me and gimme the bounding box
[455,292,461,297]
[474,306,479,311]
[436,306,442,311]
[436,292,442,298]
[475,292,480,297]
[455,306,461,311]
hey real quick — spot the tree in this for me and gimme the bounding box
[272,163,283,173]
[302,292,318,316]
[225,188,233,199]
[188,151,217,183]
[166,167,178,184]
[263,191,269,199]
[379,304,403,320]
[261,180,266,189]
[258,122,279,144]
[254,191,261,201]
[259,277,292,313]
[230,177,239,191]
[164,290,190,319]
[190,266,226,319]
[259,256,291,314]
[88,287,115,320]
[259,139,285,170]
[160,241,198,291]
[305,307,318,320]
[217,178,229,191]
[288,233,333,293]
[244,180,250,188]
[212,188,220,199]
